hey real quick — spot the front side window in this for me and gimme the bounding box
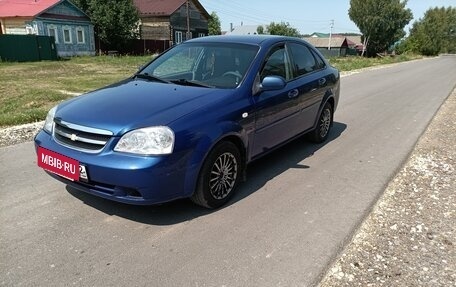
[63,27,72,43]
[260,45,292,81]
[47,25,58,43]
[288,42,318,77]
[76,27,85,44]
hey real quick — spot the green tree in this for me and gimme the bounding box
[73,0,139,52]
[402,7,456,56]
[71,0,90,13]
[267,22,300,37]
[256,25,264,35]
[208,12,221,35]
[349,0,413,57]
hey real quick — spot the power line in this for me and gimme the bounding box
[202,1,355,35]
[203,2,330,26]
[225,0,330,23]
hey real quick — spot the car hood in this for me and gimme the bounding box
[56,79,231,136]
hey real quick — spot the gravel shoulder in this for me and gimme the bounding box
[319,87,456,286]
[0,121,43,148]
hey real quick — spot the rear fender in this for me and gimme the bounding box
[312,91,335,130]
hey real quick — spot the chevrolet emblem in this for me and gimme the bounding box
[70,134,78,141]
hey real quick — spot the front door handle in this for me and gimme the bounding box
[288,89,299,98]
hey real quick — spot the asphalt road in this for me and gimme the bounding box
[1,56,455,287]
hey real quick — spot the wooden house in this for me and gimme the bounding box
[134,0,210,45]
[308,32,364,55]
[0,0,95,57]
[303,37,350,57]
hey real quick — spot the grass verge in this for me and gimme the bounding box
[329,53,422,71]
[1,53,421,127]
[0,55,151,127]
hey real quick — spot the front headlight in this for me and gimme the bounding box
[114,126,175,155]
[43,105,57,134]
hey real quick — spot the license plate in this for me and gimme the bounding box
[79,165,89,182]
[38,147,80,181]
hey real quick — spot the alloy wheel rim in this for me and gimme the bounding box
[319,108,331,138]
[209,152,238,200]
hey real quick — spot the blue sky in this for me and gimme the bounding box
[198,0,455,35]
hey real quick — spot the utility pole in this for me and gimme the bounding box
[328,19,334,50]
[186,0,190,40]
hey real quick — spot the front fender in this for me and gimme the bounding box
[181,120,248,197]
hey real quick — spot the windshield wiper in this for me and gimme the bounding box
[134,73,170,84]
[170,79,213,88]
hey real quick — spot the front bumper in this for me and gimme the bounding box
[34,130,193,205]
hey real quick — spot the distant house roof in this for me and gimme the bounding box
[0,0,60,17]
[304,37,348,48]
[226,24,266,35]
[310,32,329,38]
[345,38,356,47]
[133,0,209,18]
[342,35,362,46]
[309,32,363,46]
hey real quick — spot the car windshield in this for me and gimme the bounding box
[140,42,259,89]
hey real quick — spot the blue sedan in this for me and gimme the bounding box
[35,35,340,208]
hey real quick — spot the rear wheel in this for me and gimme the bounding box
[191,141,241,209]
[310,102,333,143]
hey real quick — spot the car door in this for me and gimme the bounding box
[287,42,330,132]
[251,44,304,157]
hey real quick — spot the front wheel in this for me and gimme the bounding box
[309,102,333,143]
[191,141,241,209]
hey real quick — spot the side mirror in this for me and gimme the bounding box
[261,76,286,91]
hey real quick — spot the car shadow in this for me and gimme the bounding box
[230,122,347,206]
[66,122,347,225]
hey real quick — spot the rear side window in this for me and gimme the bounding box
[312,50,326,70]
[288,43,318,77]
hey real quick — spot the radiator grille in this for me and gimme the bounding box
[53,121,112,152]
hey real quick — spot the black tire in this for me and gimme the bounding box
[191,141,241,209]
[309,102,333,143]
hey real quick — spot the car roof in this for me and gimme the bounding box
[186,35,303,46]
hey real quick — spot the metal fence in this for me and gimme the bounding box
[95,39,171,55]
[0,34,58,62]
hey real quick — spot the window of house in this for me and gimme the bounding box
[190,11,200,19]
[47,25,58,43]
[175,31,183,44]
[25,26,34,35]
[76,27,85,44]
[63,27,72,43]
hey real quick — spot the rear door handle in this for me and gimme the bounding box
[288,89,299,98]
[318,78,327,86]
